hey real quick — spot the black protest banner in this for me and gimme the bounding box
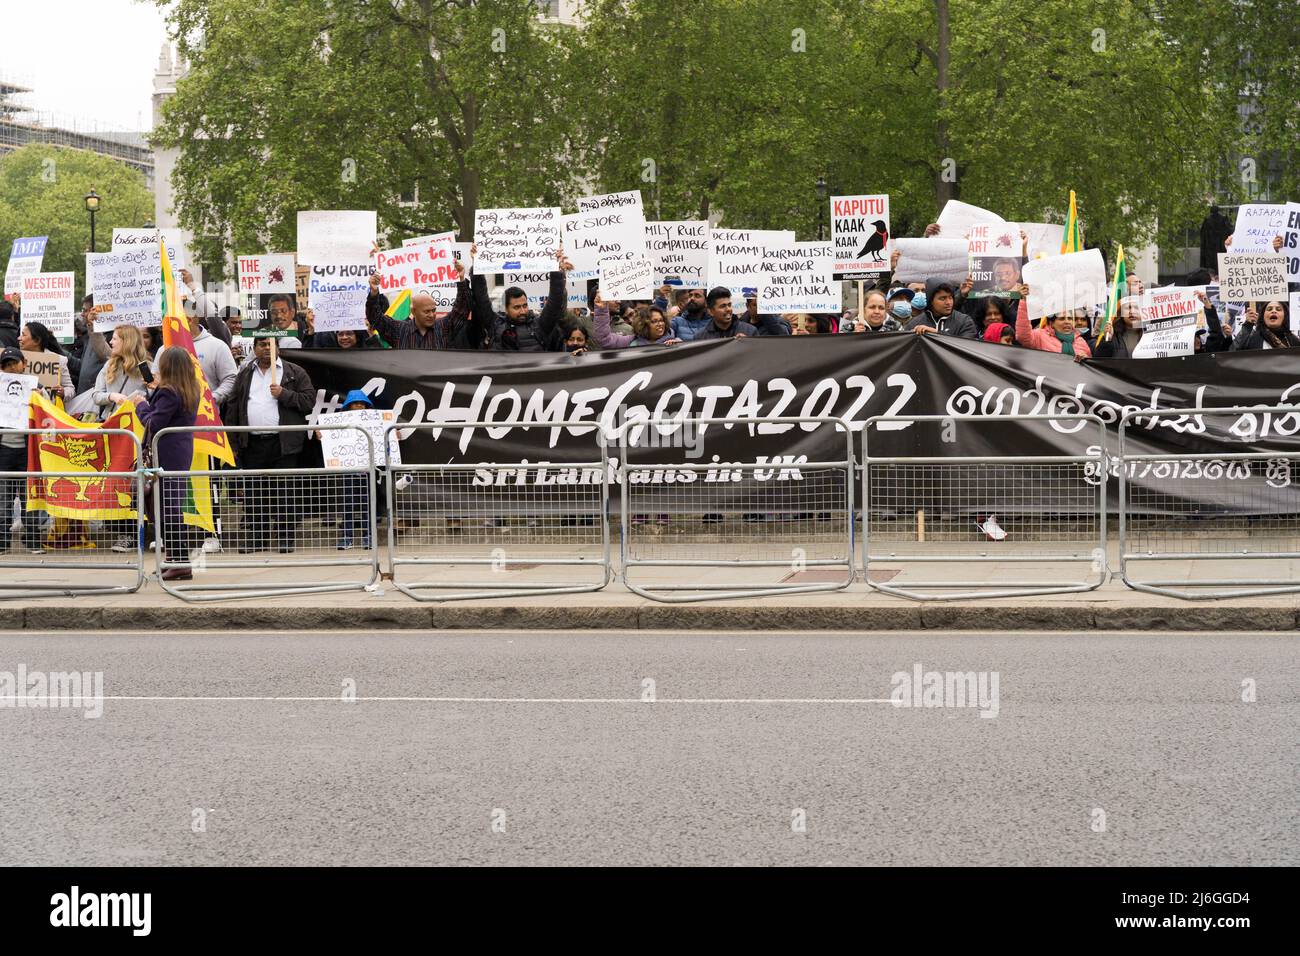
[291,336,1300,514]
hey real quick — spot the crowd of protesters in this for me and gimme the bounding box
[1,218,1295,567]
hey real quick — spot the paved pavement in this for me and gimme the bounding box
[1,630,1295,866]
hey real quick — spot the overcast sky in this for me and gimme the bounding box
[5,0,171,132]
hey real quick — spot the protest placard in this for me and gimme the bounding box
[474,207,562,274]
[1015,222,1065,260]
[1217,253,1288,302]
[1021,248,1107,320]
[1291,291,1300,335]
[305,265,369,333]
[562,201,647,280]
[708,229,795,298]
[967,224,1024,298]
[1232,204,1287,253]
[1132,316,1197,358]
[317,408,402,468]
[599,257,655,301]
[936,199,1004,236]
[576,190,644,214]
[296,210,377,266]
[375,237,457,298]
[1140,287,1200,324]
[0,371,37,430]
[295,265,311,308]
[237,254,296,295]
[4,236,47,295]
[1282,202,1300,283]
[113,227,188,272]
[830,194,890,278]
[645,221,709,287]
[22,351,65,390]
[20,273,76,339]
[893,238,968,285]
[401,233,470,297]
[86,248,161,327]
[756,241,840,313]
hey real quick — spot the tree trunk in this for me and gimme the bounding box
[933,0,958,210]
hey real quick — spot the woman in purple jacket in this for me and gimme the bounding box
[111,346,199,580]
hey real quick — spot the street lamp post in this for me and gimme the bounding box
[815,176,828,241]
[84,189,100,253]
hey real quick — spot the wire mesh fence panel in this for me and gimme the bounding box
[862,414,1107,601]
[0,428,145,598]
[619,416,855,602]
[386,423,611,601]
[152,425,380,601]
[1119,406,1300,599]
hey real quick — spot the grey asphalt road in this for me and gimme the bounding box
[0,630,1295,867]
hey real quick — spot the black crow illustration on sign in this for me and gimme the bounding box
[855,220,889,263]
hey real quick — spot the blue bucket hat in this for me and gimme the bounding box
[341,389,374,409]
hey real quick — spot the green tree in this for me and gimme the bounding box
[573,0,1246,252]
[154,0,583,277]
[0,144,153,299]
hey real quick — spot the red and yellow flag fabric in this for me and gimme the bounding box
[160,240,234,467]
[26,391,144,519]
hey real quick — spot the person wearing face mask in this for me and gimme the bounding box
[878,288,914,330]
[905,280,979,339]
[1013,284,1092,359]
[1232,300,1298,350]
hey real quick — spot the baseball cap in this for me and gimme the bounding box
[1,346,24,364]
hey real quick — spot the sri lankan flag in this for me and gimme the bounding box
[385,287,412,322]
[1042,189,1085,327]
[1096,245,1126,343]
[160,240,234,532]
[27,392,144,520]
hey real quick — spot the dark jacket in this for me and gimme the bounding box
[223,358,316,458]
[135,386,197,473]
[473,271,566,351]
[697,318,758,340]
[0,314,20,351]
[365,282,481,350]
[1232,324,1300,351]
[907,278,979,339]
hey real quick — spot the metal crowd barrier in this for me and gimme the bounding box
[152,425,380,601]
[1119,405,1300,599]
[862,413,1108,601]
[0,427,146,599]
[385,421,612,601]
[619,416,856,602]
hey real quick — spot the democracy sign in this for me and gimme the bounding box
[296,210,376,266]
[113,227,188,273]
[4,236,47,295]
[756,241,839,313]
[1217,253,1288,302]
[237,254,296,294]
[967,224,1024,298]
[1021,249,1107,320]
[20,272,76,339]
[599,257,655,301]
[830,194,890,278]
[646,221,709,287]
[86,248,161,327]
[474,207,562,274]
